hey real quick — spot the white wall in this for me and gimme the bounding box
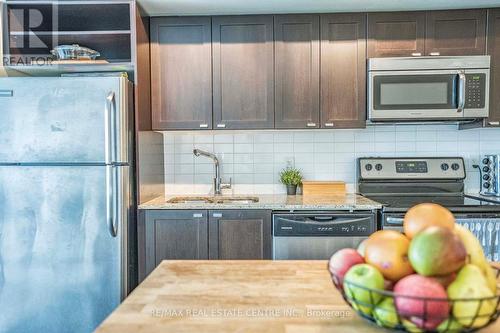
[161,124,500,195]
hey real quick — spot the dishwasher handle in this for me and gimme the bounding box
[273,214,375,236]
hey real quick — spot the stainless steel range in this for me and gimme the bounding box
[357,157,500,261]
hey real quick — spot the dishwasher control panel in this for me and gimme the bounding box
[273,213,375,237]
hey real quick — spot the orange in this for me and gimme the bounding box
[403,203,455,239]
[365,230,414,282]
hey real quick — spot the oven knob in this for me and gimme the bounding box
[483,158,490,165]
[483,174,491,181]
[365,163,373,171]
[483,166,491,173]
[375,163,383,171]
[451,163,460,171]
[484,182,491,189]
[440,163,449,171]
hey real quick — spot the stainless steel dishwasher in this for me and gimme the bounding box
[272,212,376,260]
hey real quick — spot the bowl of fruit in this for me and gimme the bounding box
[328,203,500,332]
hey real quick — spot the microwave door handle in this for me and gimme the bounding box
[457,72,466,113]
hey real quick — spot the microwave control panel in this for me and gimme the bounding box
[465,73,486,109]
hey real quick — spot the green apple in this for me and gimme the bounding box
[447,264,496,328]
[343,264,384,315]
[373,297,399,328]
[437,318,463,332]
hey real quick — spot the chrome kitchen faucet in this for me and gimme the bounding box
[193,149,232,195]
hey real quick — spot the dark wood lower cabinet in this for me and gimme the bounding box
[209,210,272,260]
[138,210,208,281]
[138,209,272,281]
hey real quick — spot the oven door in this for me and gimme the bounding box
[368,70,463,121]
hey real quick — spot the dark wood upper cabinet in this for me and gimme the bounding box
[367,12,425,57]
[425,9,487,56]
[274,15,320,129]
[209,210,272,260]
[150,17,213,130]
[486,9,500,126]
[138,210,208,281]
[320,13,367,129]
[212,15,275,129]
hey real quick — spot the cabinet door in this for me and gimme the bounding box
[487,9,500,127]
[320,13,366,129]
[425,9,486,56]
[212,15,274,129]
[274,15,320,129]
[151,17,212,130]
[209,210,272,260]
[138,210,208,281]
[367,12,425,57]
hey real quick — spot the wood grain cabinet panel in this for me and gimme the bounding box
[212,16,274,129]
[209,210,272,260]
[486,9,500,126]
[367,12,425,57]
[320,13,367,129]
[425,9,487,56]
[151,17,212,130]
[274,15,320,129]
[138,210,208,281]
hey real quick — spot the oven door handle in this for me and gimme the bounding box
[385,216,404,226]
[457,71,466,114]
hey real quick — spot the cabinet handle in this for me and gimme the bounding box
[429,52,440,56]
[193,213,203,218]
[199,124,208,128]
[324,123,334,127]
[306,122,316,127]
[217,124,226,128]
[212,213,222,218]
[411,52,422,57]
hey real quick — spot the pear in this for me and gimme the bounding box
[447,264,496,328]
[373,297,399,328]
[402,319,424,333]
[454,225,497,293]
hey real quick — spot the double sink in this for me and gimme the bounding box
[167,196,260,204]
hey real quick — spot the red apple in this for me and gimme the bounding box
[394,274,450,330]
[328,248,364,285]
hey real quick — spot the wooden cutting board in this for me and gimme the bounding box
[302,181,346,195]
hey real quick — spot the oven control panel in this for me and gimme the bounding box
[359,157,465,180]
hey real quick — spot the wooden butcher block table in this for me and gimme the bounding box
[95,260,500,333]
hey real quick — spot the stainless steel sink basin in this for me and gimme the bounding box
[214,197,259,204]
[166,196,214,204]
[166,196,259,204]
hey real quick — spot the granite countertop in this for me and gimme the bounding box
[138,193,382,211]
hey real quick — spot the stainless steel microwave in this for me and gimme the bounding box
[368,56,490,121]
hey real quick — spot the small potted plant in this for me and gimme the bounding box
[279,167,303,195]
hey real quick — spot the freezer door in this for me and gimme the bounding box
[0,76,131,164]
[0,165,126,333]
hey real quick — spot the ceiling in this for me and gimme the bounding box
[138,0,500,16]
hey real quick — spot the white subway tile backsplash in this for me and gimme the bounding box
[162,125,499,195]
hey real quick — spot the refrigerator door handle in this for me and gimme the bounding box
[106,165,118,237]
[105,91,116,164]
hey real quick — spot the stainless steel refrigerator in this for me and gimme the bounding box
[0,76,134,333]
